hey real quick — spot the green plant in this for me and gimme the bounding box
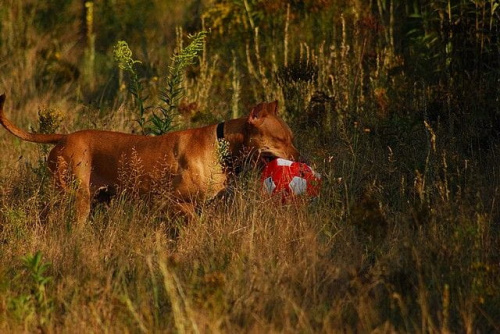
[27,106,64,184]
[7,251,53,328]
[113,31,207,135]
[113,40,148,133]
[22,251,53,322]
[151,30,207,135]
[216,138,230,167]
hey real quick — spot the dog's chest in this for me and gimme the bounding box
[144,148,227,200]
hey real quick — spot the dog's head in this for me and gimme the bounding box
[245,101,300,163]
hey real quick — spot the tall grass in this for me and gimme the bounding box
[0,0,499,332]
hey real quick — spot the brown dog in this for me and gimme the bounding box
[0,94,299,223]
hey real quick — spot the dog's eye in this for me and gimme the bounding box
[275,136,291,144]
[273,138,284,145]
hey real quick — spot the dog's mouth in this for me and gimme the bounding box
[259,151,278,164]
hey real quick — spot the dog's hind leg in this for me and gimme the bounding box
[72,159,92,225]
[54,146,93,225]
[75,185,91,224]
[48,148,69,190]
[51,154,92,224]
[46,150,89,224]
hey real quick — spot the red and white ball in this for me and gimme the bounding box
[261,158,321,201]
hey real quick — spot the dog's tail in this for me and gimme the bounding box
[0,94,65,144]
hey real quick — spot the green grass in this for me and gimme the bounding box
[1,0,500,332]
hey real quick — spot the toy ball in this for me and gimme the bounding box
[261,158,321,200]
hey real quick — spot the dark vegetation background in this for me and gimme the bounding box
[0,0,499,332]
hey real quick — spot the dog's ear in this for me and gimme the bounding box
[248,101,279,126]
[248,102,266,126]
[268,100,278,115]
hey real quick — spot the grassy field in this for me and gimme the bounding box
[1,0,500,332]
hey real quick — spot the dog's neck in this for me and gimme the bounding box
[216,117,256,175]
[216,117,248,157]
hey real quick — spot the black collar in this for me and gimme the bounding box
[216,122,225,140]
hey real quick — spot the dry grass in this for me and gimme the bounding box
[1,141,498,332]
